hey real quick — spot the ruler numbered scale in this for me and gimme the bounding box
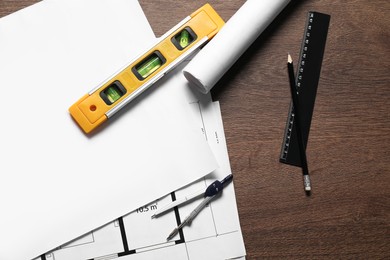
[280,11,330,166]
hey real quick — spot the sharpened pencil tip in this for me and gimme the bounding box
[303,175,311,192]
[288,53,293,63]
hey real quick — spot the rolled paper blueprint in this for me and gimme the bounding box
[183,0,290,94]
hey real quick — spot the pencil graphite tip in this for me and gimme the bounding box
[303,175,311,192]
[288,53,293,63]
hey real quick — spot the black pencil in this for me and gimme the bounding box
[287,54,311,192]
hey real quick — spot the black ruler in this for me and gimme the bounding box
[280,11,330,167]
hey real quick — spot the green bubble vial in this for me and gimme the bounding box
[179,30,190,48]
[173,28,196,50]
[136,54,162,79]
[104,85,122,103]
[106,87,121,103]
[100,81,126,105]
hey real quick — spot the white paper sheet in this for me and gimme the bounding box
[39,63,246,259]
[183,0,291,94]
[0,1,218,259]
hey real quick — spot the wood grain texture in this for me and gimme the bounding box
[1,0,389,259]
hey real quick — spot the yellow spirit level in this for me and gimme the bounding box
[69,4,224,134]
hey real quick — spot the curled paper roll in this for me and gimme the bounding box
[183,0,290,94]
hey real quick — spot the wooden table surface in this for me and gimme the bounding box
[1,0,389,259]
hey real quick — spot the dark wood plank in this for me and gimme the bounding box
[1,0,389,259]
